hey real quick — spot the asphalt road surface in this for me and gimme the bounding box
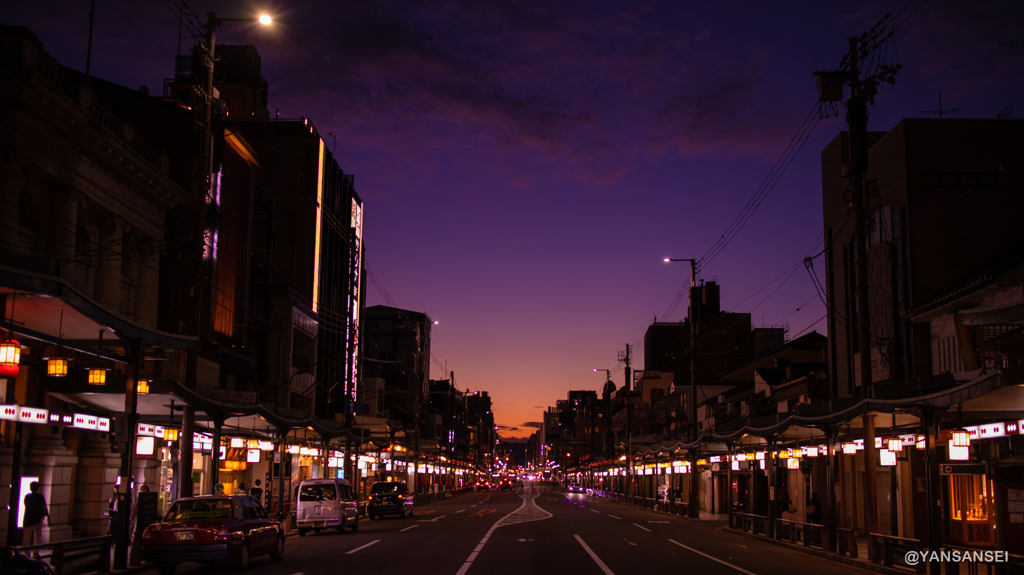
[169,485,872,575]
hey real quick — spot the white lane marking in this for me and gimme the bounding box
[574,535,615,575]
[400,525,419,532]
[591,509,601,513]
[633,523,652,532]
[649,520,669,523]
[454,492,552,575]
[456,509,466,513]
[345,540,381,555]
[607,515,621,520]
[668,539,757,575]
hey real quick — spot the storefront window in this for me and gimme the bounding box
[950,475,991,521]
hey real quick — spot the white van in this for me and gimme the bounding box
[296,478,359,536]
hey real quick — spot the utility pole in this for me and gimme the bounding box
[845,35,881,544]
[617,344,632,497]
[664,257,698,518]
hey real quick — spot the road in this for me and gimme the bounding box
[170,485,871,575]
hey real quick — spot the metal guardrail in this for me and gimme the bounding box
[731,512,767,535]
[775,518,828,550]
[15,535,112,575]
[837,527,859,558]
[869,533,925,573]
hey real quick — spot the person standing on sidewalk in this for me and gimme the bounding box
[23,481,49,556]
[249,479,263,502]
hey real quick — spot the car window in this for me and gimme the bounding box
[340,485,352,500]
[300,484,336,501]
[371,483,400,495]
[239,497,258,520]
[252,498,269,519]
[165,499,234,521]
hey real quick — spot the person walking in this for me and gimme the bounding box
[807,492,823,525]
[234,482,247,495]
[23,481,49,556]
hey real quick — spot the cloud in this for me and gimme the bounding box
[520,421,541,428]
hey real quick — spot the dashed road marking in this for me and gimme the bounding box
[608,515,621,520]
[469,509,497,518]
[455,509,466,513]
[668,539,756,575]
[591,509,601,513]
[345,540,380,555]
[649,520,669,523]
[633,523,652,532]
[400,525,419,532]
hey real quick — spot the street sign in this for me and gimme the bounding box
[358,403,371,415]
[345,401,358,414]
[940,463,986,475]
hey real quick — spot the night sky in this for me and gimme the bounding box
[7,0,1021,440]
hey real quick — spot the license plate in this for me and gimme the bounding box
[174,531,194,541]
[313,521,324,528]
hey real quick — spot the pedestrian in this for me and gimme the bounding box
[249,479,263,502]
[234,482,247,495]
[23,481,49,556]
[807,492,823,524]
[130,485,150,539]
[106,489,118,535]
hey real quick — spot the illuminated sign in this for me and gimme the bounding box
[231,438,246,448]
[965,422,1006,440]
[137,423,156,437]
[787,458,800,469]
[879,450,897,466]
[136,436,155,456]
[312,139,325,313]
[246,449,260,463]
[18,406,48,424]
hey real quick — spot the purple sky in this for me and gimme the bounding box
[8,0,1022,439]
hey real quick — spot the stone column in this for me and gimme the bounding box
[72,431,119,537]
[95,219,123,312]
[22,423,79,544]
[47,194,78,284]
[134,244,160,329]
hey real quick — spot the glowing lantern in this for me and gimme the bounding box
[136,379,150,395]
[887,437,903,452]
[0,340,20,377]
[842,443,856,455]
[88,369,107,385]
[951,429,970,448]
[47,357,68,377]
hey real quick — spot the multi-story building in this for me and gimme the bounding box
[362,306,433,434]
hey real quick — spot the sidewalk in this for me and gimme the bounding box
[724,528,909,575]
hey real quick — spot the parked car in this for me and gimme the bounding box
[296,478,359,536]
[367,481,414,519]
[141,495,284,575]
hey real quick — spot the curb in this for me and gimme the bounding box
[723,527,911,575]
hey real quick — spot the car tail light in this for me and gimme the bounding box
[215,526,229,541]
[142,527,153,539]
[396,494,403,499]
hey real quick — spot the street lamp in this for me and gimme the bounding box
[664,257,699,519]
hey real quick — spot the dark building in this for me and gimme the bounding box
[821,118,1024,398]
[362,306,433,433]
